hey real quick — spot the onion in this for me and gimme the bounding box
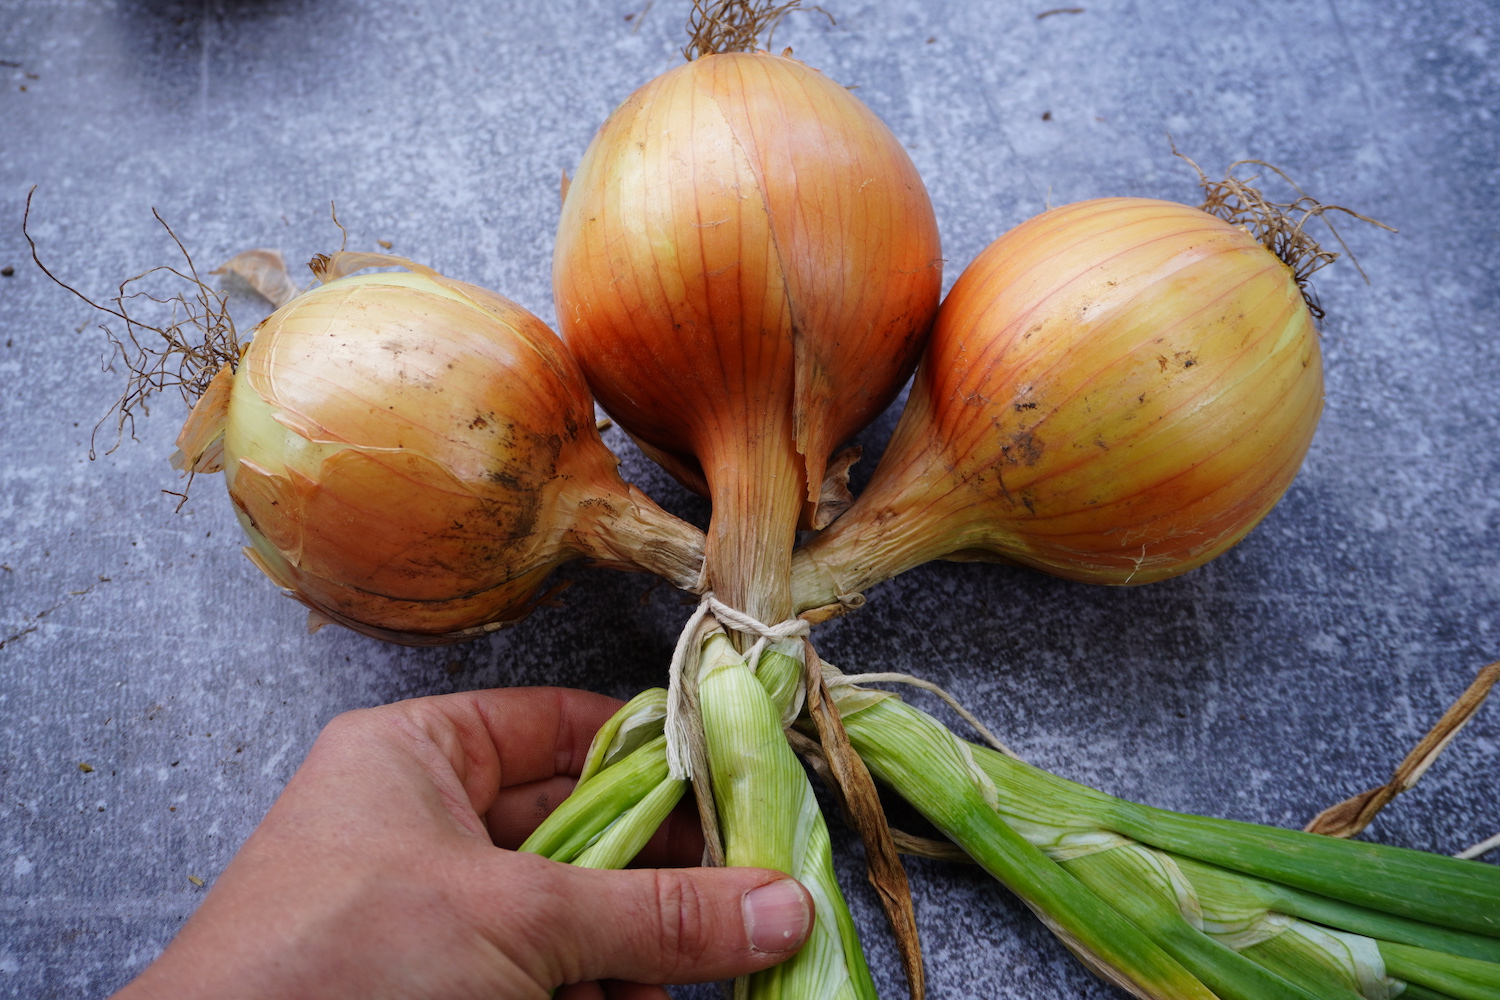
[793,196,1325,610]
[552,46,941,625]
[551,21,942,998]
[174,253,704,645]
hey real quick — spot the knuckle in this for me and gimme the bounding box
[309,710,368,756]
[322,704,421,748]
[321,706,384,740]
[651,869,713,975]
[321,707,367,735]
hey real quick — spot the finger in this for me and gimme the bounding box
[361,687,625,819]
[628,795,706,869]
[602,981,670,1000]
[555,982,606,1000]
[488,775,580,849]
[494,858,814,986]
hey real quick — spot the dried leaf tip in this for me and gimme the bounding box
[683,0,832,61]
[212,249,300,308]
[1173,144,1394,320]
[1306,659,1499,839]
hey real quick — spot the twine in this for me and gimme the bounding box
[664,592,811,779]
[1456,830,1500,861]
[825,670,1022,760]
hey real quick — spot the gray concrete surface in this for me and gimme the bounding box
[2,0,1498,997]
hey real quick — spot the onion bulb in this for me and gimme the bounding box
[174,252,704,645]
[793,197,1324,610]
[553,48,941,625]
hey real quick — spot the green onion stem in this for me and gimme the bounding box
[1402,985,1464,1000]
[840,696,1219,1000]
[573,776,687,870]
[579,687,668,785]
[1236,924,1393,1000]
[529,664,1500,1000]
[700,634,876,1000]
[1173,855,1500,965]
[964,734,1500,938]
[519,733,668,862]
[752,649,878,999]
[699,634,809,874]
[1063,848,1334,1000]
[1378,941,1500,1000]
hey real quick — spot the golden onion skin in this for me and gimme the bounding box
[553,51,940,620]
[197,265,699,643]
[793,197,1324,607]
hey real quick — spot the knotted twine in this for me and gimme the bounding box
[663,590,1021,772]
[664,592,811,780]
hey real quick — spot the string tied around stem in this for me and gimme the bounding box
[664,592,812,780]
[824,669,1022,760]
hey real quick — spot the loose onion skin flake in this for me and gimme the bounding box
[175,254,704,645]
[553,49,941,625]
[793,197,1325,610]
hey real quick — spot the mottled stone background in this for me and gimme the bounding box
[1,1,1496,997]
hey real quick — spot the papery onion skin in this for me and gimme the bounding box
[793,197,1324,609]
[177,256,703,644]
[553,51,941,624]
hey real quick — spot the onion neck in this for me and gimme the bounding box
[563,479,707,594]
[791,480,986,613]
[700,426,803,641]
[790,393,993,613]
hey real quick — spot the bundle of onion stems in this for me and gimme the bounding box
[34,1,1499,998]
[527,657,1500,1000]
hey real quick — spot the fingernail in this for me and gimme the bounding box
[742,878,811,954]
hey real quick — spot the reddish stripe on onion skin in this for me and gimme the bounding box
[1023,270,1309,516]
[952,214,1234,374]
[938,242,1275,477]
[1013,403,1318,584]
[1021,302,1310,533]
[1022,415,1317,583]
[790,198,1324,608]
[978,252,1300,511]
[924,257,1286,527]
[937,216,1254,438]
[959,234,1261,411]
[704,53,938,483]
[935,206,1309,494]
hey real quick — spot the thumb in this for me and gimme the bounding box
[519,860,815,987]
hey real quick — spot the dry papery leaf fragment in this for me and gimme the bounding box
[1306,659,1499,839]
[210,249,301,308]
[802,642,925,1000]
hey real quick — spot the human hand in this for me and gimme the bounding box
[113,687,814,1000]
